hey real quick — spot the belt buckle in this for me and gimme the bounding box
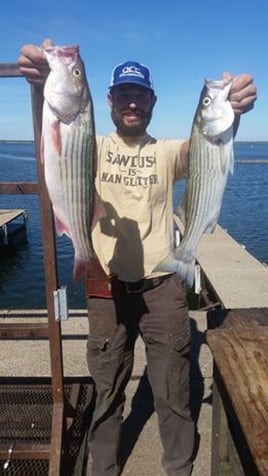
[125,280,144,293]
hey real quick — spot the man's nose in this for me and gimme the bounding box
[128,100,138,108]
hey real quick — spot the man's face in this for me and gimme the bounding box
[108,84,157,137]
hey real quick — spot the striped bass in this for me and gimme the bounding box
[42,45,104,283]
[155,78,234,286]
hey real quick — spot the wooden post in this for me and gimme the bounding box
[31,84,65,476]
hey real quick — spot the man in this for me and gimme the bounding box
[18,40,257,476]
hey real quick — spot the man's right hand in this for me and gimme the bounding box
[18,38,53,85]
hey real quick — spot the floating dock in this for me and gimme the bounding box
[196,224,268,308]
[236,159,268,163]
[0,209,28,246]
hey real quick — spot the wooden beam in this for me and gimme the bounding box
[0,182,39,194]
[207,324,268,475]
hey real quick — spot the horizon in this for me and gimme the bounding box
[1,139,267,144]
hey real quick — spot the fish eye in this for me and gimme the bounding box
[73,68,81,77]
[203,96,211,106]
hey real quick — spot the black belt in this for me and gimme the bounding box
[114,273,173,294]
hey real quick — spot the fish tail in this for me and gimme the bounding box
[53,212,70,237]
[73,257,93,284]
[154,251,196,287]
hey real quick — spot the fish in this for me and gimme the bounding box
[155,78,235,286]
[41,44,105,283]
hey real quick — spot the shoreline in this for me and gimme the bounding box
[1,139,268,145]
[0,139,34,144]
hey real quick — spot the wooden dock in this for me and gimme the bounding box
[0,209,28,245]
[196,224,268,308]
[174,215,268,309]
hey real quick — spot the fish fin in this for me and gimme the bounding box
[154,250,196,287]
[40,135,44,164]
[91,191,106,230]
[53,210,71,237]
[54,215,65,236]
[176,193,186,224]
[228,144,234,175]
[220,130,234,175]
[51,119,62,156]
[73,258,94,284]
[204,221,218,234]
[203,205,222,234]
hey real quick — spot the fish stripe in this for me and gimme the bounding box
[155,78,234,285]
[42,46,99,282]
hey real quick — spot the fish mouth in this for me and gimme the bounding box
[205,78,233,90]
[44,45,79,57]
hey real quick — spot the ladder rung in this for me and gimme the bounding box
[0,442,50,459]
[0,323,49,339]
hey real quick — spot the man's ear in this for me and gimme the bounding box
[107,92,113,107]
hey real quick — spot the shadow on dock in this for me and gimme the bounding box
[119,370,154,472]
[190,318,212,422]
[117,316,211,473]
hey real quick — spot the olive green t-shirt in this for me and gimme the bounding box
[92,132,185,281]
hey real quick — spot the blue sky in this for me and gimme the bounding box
[0,0,267,141]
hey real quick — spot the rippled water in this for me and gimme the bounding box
[0,142,85,309]
[0,141,267,309]
[174,142,268,266]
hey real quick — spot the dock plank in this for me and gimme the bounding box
[207,325,268,475]
[197,225,268,308]
[0,209,27,228]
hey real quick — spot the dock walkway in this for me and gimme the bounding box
[0,209,26,228]
[0,209,28,245]
[197,224,268,308]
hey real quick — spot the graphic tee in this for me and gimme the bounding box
[92,132,185,281]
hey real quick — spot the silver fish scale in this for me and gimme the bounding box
[59,107,95,260]
[154,78,234,286]
[182,128,232,257]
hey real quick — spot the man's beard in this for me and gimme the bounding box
[111,107,153,137]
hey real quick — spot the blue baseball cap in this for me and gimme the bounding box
[109,60,154,92]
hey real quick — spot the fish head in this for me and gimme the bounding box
[43,45,89,124]
[196,78,235,141]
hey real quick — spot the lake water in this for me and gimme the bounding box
[0,141,267,309]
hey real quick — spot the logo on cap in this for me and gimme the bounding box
[120,65,145,79]
[109,60,154,91]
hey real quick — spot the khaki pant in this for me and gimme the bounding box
[87,274,194,476]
